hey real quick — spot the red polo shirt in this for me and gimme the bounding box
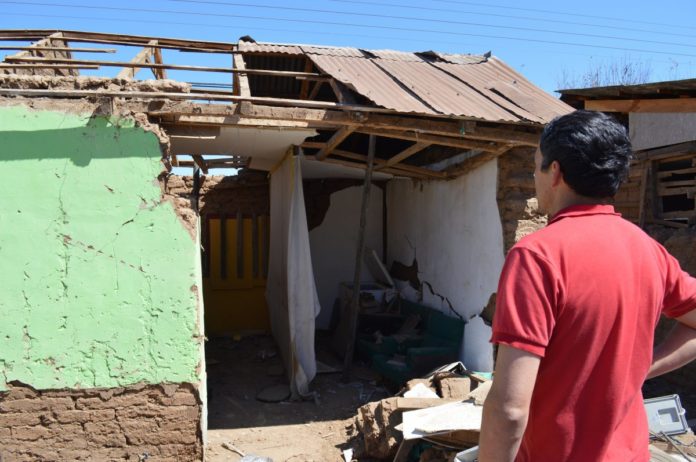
[492,204,696,462]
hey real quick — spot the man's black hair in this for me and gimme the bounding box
[539,110,632,198]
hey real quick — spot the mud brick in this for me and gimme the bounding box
[12,425,51,441]
[75,394,148,410]
[84,420,127,447]
[0,412,42,427]
[0,397,73,413]
[54,408,116,424]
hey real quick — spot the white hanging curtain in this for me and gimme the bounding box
[266,151,321,399]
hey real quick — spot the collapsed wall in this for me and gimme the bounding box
[0,99,204,460]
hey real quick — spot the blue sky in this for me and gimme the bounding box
[2,0,696,94]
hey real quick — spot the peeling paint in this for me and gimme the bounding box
[0,104,200,391]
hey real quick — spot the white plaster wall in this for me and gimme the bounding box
[629,112,696,151]
[309,186,383,330]
[387,159,505,372]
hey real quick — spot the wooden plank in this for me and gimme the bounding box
[636,141,696,161]
[357,128,499,152]
[0,64,99,70]
[660,210,696,219]
[0,46,116,53]
[7,56,326,78]
[152,44,167,80]
[233,52,251,98]
[658,180,696,187]
[657,186,695,196]
[657,167,696,177]
[239,103,540,145]
[376,142,430,170]
[585,98,696,113]
[116,40,157,80]
[0,29,237,52]
[0,88,402,114]
[316,126,356,160]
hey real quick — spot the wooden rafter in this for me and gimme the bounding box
[376,142,431,171]
[444,143,515,177]
[232,52,251,98]
[315,126,356,160]
[117,40,158,80]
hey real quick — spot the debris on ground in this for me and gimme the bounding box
[352,362,491,460]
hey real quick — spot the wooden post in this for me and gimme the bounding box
[342,134,376,381]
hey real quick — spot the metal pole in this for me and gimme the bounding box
[342,134,376,381]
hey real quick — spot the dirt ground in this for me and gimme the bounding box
[204,333,389,462]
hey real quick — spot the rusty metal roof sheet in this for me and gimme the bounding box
[237,41,304,55]
[365,49,422,62]
[309,55,432,114]
[301,45,363,57]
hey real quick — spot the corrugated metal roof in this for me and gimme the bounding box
[309,55,433,114]
[427,51,487,65]
[237,41,304,55]
[301,46,363,57]
[239,40,572,123]
[365,50,422,62]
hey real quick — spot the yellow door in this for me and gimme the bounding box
[202,214,270,336]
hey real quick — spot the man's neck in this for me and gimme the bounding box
[548,191,608,218]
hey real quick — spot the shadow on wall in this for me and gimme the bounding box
[1,116,162,165]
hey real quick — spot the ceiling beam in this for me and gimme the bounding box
[315,126,356,160]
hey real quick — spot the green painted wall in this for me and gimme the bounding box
[0,103,201,391]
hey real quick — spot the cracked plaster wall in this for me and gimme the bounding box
[386,159,505,372]
[0,103,201,391]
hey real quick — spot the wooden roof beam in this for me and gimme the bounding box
[233,51,250,98]
[0,46,116,53]
[117,40,158,80]
[315,126,356,161]
[375,142,431,171]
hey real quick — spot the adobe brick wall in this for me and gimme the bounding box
[0,382,202,461]
[496,146,547,254]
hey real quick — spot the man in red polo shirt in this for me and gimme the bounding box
[479,110,696,461]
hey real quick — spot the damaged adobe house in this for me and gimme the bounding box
[0,30,571,460]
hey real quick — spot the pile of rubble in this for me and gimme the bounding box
[349,363,490,461]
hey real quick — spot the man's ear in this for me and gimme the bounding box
[550,160,563,186]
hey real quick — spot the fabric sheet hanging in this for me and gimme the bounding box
[266,152,321,398]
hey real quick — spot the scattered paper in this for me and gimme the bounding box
[401,401,483,440]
